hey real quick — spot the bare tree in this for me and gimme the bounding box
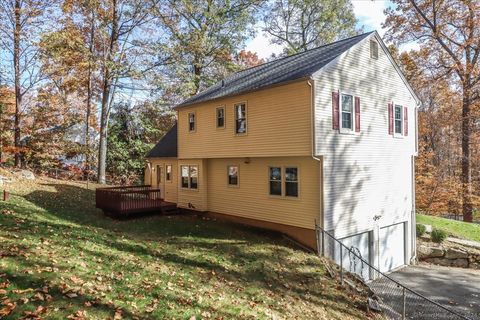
[0,0,54,167]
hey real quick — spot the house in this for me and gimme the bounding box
[145,31,420,277]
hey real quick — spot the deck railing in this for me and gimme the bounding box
[96,185,163,216]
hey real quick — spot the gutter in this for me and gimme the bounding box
[307,78,324,255]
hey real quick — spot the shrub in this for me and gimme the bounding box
[416,224,426,237]
[431,229,448,243]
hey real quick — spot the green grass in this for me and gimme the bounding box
[0,177,373,319]
[417,214,480,242]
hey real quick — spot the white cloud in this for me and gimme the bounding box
[244,29,284,60]
[352,0,389,35]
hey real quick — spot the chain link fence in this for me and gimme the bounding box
[315,224,473,320]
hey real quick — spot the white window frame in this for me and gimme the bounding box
[340,92,355,134]
[234,102,247,135]
[268,166,299,198]
[188,112,196,132]
[394,104,403,137]
[180,165,198,190]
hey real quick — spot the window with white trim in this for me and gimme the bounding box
[188,112,195,132]
[234,103,247,134]
[269,166,298,197]
[227,165,238,186]
[394,105,403,135]
[181,165,198,189]
[341,93,354,130]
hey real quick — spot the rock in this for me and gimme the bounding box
[424,257,452,267]
[424,224,433,233]
[417,245,445,259]
[368,296,383,312]
[16,170,35,180]
[445,248,468,259]
[451,259,469,268]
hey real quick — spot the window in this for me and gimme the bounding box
[269,167,282,196]
[269,167,299,197]
[156,165,162,184]
[188,112,195,132]
[394,105,403,135]
[181,165,189,188]
[216,107,225,128]
[180,165,198,189]
[370,40,378,59]
[189,166,198,189]
[234,103,247,134]
[285,167,298,197]
[166,165,172,181]
[341,93,353,130]
[227,165,239,186]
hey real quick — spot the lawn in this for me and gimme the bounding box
[417,214,480,242]
[0,176,374,319]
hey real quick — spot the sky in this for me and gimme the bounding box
[245,0,404,59]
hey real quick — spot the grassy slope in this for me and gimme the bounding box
[417,214,480,242]
[0,177,373,320]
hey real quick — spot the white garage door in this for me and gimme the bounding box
[379,223,405,273]
[337,231,371,280]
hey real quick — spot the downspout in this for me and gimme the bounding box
[411,101,421,263]
[307,78,323,255]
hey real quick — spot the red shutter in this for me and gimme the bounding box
[404,106,408,136]
[388,103,393,135]
[355,96,360,132]
[332,91,340,130]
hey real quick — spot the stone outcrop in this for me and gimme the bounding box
[417,238,480,269]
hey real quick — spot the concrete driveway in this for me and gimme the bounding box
[370,264,480,319]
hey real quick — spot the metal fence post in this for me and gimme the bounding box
[322,230,325,256]
[340,245,344,285]
[402,287,406,320]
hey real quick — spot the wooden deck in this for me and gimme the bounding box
[95,185,177,217]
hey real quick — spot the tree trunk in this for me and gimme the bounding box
[13,0,21,168]
[85,8,95,175]
[97,0,118,184]
[461,89,473,222]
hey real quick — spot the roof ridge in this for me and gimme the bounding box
[176,31,375,108]
[227,31,375,77]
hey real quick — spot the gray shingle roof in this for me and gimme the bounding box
[146,123,177,158]
[177,32,374,108]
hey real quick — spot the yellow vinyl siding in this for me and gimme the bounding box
[144,158,178,203]
[177,80,312,159]
[207,157,321,230]
[177,159,208,211]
